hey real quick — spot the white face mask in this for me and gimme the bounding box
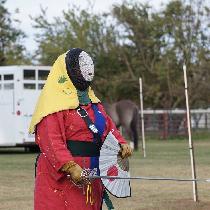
[79,51,94,82]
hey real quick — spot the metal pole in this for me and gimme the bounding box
[139,78,146,157]
[90,175,210,182]
[183,64,198,202]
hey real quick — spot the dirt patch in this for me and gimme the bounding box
[141,199,210,210]
[1,141,210,210]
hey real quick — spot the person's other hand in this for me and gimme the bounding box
[68,164,83,184]
[61,161,83,184]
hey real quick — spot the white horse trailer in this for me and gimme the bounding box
[0,66,50,149]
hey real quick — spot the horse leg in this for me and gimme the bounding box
[124,126,134,150]
[130,123,139,151]
[130,108,139,151]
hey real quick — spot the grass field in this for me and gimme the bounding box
[0,139,210,210]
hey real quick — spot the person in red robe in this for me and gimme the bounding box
[30,48,132,210]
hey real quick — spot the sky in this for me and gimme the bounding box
[5,0,170,53]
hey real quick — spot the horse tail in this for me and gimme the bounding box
[130,106,139,150]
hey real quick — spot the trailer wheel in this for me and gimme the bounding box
[25,145,40,153]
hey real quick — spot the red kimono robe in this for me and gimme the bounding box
[34,103,126,210]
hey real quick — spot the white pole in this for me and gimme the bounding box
[183,64,198,202]
[139,77,146,158]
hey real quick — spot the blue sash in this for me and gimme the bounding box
[90,104,106,175]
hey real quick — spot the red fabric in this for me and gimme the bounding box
[34,103,126,210]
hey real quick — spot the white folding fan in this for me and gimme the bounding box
[99,131,131,198]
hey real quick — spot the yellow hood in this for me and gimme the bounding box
[29,53,100,134]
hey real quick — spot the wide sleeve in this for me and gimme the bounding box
[98,103,127,144]
[36,112,74,172]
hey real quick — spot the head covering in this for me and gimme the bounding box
[66,48,94,91]
[29,52,100,134]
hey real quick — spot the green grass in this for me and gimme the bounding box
[0,140,210,210]
[145,129,210,141]
[0,149,36,210]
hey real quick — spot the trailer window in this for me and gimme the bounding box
[4,83,14,89]
[0,75,1,80]
[38,70,49,80]
[24,70,35,80]
[24,83,36,89]
[4,74,14,80]
[38,83,44,90]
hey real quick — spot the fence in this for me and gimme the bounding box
[141,109,210,139]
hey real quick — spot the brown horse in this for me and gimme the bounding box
[103,100,139,150]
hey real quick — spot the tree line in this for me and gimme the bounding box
[1,0,210,109]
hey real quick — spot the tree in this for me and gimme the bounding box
[159,0,210,108]
[32,0,210,108]
[112,2,166,106]
[0,0,27,65]
[112,0,210,108]
[32,5,127,102]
